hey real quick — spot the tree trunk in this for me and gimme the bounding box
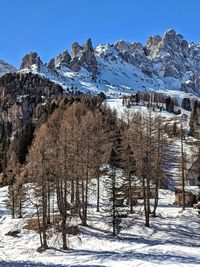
[152,181,158,217]
[181,123,186,211]
[62,216,68,250]
[12,188,15,219]
[62,181,68,250]
[18,199,22,218]
[75,176,80,209]
[128,172,133,213]
[96,171,100,212]
[112,170,116,236]
[47,181,51,224]
[36,203,43,248]
[71,179,75,204]
[42,185,48,249]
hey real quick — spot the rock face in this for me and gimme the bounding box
[112,29,200,95]
[20,52,42,70]
[55,50,71,67]
[47,58,55,69]
[143,29,190,78]
[51,39,97,74]
[79,39,97,74]
[69,57,81,72]
[0,60,16,77]
[18,29,200,96]
[71,42,82,58]
[45,39,97,75]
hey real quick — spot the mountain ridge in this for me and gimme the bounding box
[3,29,200,98]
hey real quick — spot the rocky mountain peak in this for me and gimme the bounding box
[79,38,97,74]
[163,29,186,48]
[71,42,82,58]
[163,28,177,39]
[47,58,55,69]
[16,29,200,97]
[114,40,131,52]
[83,38,93,50]
[55,50,71,67]
[146,35,162,54]
[144,29,188,60]
[20,52,42,71]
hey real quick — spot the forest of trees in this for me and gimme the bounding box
[4,93,200,251]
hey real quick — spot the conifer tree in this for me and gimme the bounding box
[104,147,127,236]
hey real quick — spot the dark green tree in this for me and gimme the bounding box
[104,148,127,236]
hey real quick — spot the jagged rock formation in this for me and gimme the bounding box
[21,39,98,75]
[0,60,16,77]
[47,58,55,69]
[17,29,200,97]
[20,52,42,71]
[71,42,83,58]
[79,38,97,74]
[55,50,71,67]
[55,39,97,74]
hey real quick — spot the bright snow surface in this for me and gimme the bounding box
[0,182,199,267]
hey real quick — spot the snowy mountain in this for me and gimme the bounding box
[18,29,200,97]
[0,59,16,77]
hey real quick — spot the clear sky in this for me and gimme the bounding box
[1,0,200,67]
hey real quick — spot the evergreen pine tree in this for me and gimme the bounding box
[104,148,127,236]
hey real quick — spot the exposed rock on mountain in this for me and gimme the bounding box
[79,38,97,74]
[20,52,42,71]
[69,56,81,72]
[17,29,200,97]
[47,58,55,69]
[71,42,82,58]
[55,50,71,67]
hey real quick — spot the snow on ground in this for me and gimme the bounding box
[0,99,199,267]
[106,98,176,119]
[0,181,199,267]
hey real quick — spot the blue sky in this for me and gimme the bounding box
[1,0,200,67]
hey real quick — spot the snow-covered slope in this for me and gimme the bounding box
[0,59,16,77]
[0,182,199,267]
[18,29,200,98]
